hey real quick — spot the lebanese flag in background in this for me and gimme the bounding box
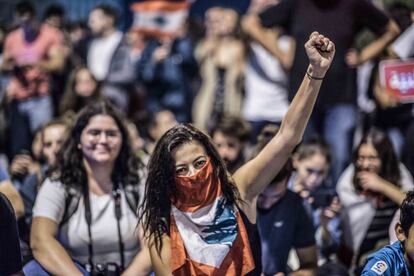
[131,0,190,39]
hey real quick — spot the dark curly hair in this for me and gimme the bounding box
[352,128,401,189]
[400,191,414,236]
[51,100,142,192]
[139,124,240,253]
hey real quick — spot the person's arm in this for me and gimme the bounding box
[233,32,335,206]
[242,15,293,70]
[373,72,398,109]
[37,45,66,73]
[30,217,84,276]
[357,171,406,205]
[291,245,318,276]
[148,234,172,276]
[121,225,152,276]
[0,35,15,72]
[346,20,400,67]
[0,180,24,219]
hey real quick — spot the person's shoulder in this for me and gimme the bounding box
[39,177,65,191]
[362,242,404,275]
[285,189,302,201]
[4,28,22,43]
[282,190,307,209]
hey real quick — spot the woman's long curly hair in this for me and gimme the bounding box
[352,128,401,189]
[51,100,142,192]
[139,124,241,253]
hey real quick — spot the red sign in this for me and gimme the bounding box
[380,59,414,102]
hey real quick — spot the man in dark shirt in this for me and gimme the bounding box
[243,0,400,182]
[257,158,317,275]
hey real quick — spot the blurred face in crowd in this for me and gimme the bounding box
[75,68,97,97]
[42,124,67,166]
[356,143,382,174]
[80,115,122,165]
[126,121,144,152]
[257,179,287,210]
[294,153,329,191]
[45,15,63,29]
[16,11,34,27]
[205,7,238,37]
[126,29,146,49]
[212,131,243,172]
[149,111,177,142]
[88,9,114,36]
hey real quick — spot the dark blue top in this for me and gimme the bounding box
[257,190,315,275]
[0,192,22,275]
[0,164,9,182]
[361,241,410,276]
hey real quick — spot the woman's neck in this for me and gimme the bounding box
[83,160,114,195]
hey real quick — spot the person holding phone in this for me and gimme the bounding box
[289,138,341,262]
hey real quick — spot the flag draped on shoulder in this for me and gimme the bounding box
[170,159,255,275]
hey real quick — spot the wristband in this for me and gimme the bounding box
[306,70,324,80]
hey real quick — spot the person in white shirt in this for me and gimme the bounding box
[27,101,151,276]
[87,4,135,113]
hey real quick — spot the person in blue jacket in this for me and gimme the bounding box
[361,191,414,275]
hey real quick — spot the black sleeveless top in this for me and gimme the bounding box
[239,208,262,276]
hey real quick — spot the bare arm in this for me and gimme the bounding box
[37,45,66,73]
[242,15,293,70]
[291,245,318,276]
[346,20,400,67]
[31,217,84,276]
[148,235,172,276]
[0,52,15,72]
[121,225,153,276]
[234,32,335,212]
[358,171,406,205]
[0,180,24,219]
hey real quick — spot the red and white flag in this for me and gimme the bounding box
[131,0,190,39]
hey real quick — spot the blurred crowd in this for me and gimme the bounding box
[0,0,414,275]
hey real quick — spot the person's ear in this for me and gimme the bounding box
[396,222,407,242]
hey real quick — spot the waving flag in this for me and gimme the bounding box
[131,0,190,39]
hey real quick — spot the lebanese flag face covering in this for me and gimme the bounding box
[171,159,255,275]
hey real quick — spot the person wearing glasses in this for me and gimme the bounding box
[337,128,414,273]
[26,101,151,275]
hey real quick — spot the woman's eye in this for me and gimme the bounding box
[176,167,187,175]
[195,159,206,169]
[89,130,100,136]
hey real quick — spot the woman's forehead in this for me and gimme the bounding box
[172,140,207,165]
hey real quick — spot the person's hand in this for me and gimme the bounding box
[152,41,172,63]
[345,48,362,68]
[357,171,387,194]
[247,0,280,14]
[304,32,335,78]
[9,154,33,177]
[375,88,399,109]
[320,196,341,228]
